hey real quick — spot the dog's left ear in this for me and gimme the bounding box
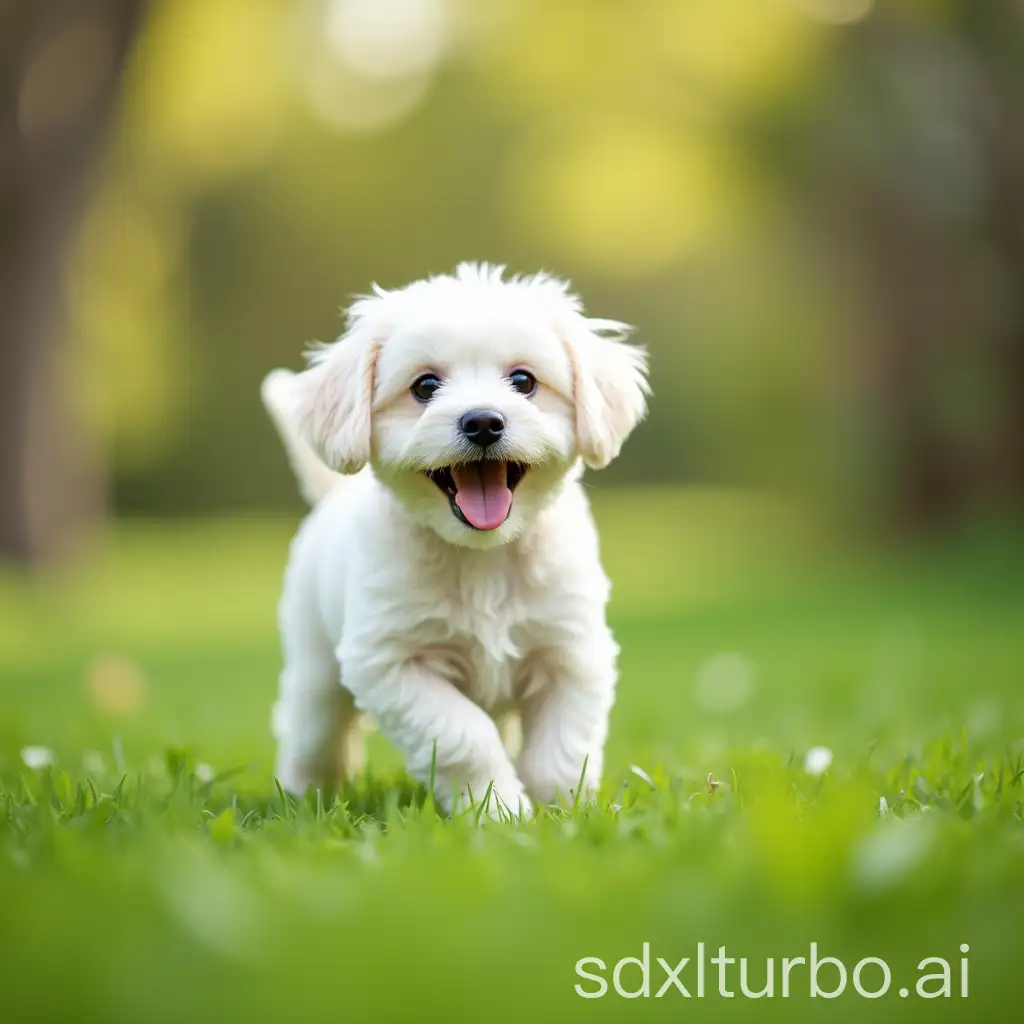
[293,324,381,475]
[559,315,650,470]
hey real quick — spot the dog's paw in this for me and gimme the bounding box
[445,780,533,822]
[484,788,533,822]
[519,766,602,809]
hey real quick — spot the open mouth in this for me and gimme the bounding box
[427,460,527,531]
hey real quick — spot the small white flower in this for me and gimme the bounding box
[629,765,654,787]
[195,763,216,783]
[20,746,55,769]
[878,795,890,816]
[803,746,833,776]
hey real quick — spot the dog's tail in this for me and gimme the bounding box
[261,369,342,506]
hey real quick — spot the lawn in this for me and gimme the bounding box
[1,488,1023,1023]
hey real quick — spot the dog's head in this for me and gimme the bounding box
[292,263,649,547]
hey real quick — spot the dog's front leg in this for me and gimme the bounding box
[516,631,619,806]
[344,655,532,819]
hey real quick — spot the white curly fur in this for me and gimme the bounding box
[263,264,649,818]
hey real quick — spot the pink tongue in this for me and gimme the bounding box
[451,461,513,531]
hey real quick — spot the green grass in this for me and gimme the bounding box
[1,489,1023,1023]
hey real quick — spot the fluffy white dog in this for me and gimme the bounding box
[261,263,649,818]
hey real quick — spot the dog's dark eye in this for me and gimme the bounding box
[411,373,442,402]
[509,370,536,397]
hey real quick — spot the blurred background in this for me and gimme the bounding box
[3,0,1024,568]
[3,5,1024,1023]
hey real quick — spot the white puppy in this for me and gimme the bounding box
[262,263,649,818]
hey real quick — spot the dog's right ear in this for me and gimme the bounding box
[293,324,381,475]
[558,314,650,470]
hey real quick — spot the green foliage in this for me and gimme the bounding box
[69,0,1024,523]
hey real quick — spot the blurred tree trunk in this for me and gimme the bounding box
[816,7,1024,533]
[0,0,147,567]
[979,11,1024,512]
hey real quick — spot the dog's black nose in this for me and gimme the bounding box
[459,409,505,447]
